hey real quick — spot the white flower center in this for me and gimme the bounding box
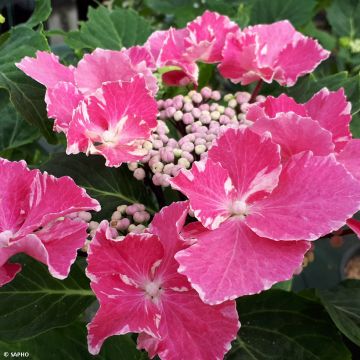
[102,129,117,144]
[144,281,163,303]
[230,200,248,217]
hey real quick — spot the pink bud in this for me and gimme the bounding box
[199,112,211,124]
[160,147,175,163]
[224,107,235,117]
[211,91,221,101]
[149,155,161,167]
[182,151,194,162]
[236,92,251,104]
[183,113,194,124]
[167,139,178,148]
[240,103,250,113]
[195,137,206,145]
[159,134,169,143]
[126,204,139,215]
[78,211,92,222]
[219,115,230,125]
[163,163,175,175]
[134,167,146,180]
[183,102,194,112]
[152,173,162,186]
[171,164,182,177]
[159,110,167,120]
[173,96,183,110]
[192,108,201,118]
[166,106,176,118]
[164,99,173,107]
[200,87,212,98]
[192,92,202,103]
[117,218,131,231]
[199,103,210,111]
[157,99,164,109]
[209,104,218,112]
[256,95,266,102]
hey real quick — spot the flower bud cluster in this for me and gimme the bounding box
[128,87,264,186]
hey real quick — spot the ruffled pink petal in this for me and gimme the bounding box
[123,46,156,70]
[16,51,75,88]
[275,36,330,86]
[337,139,360,181]
[19,171,100,235]
[250,112,334,159]
[0,262,21,286]
[347,218,360,238]
[146,28,199,86]
[246,94,307,121]
[88,275,161,355]
[0,159,35,237]
[185,10,240,63]
[170,160,236,230]
[0,218,88,280]
[67,78,157,166]
[208,128,282,202]
[246,151,360,240]
[45,82,84,133]
[139,289,239,360]
[75,48,158,96]
[176,219,310,304]
[87,221,164,283]
[87,223,164,354]
[251,21,296,67]
[219,32,274,85]
[304,88,352,151]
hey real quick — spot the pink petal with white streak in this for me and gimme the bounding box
[170,160,236,230]
[185,10,240,63]
[75,48,158,96]
[176,219,310,304]
[16,51,75,88]
[145,289,239,360]
[45,82,83,133]
[337,139,360,181]
[208,128,282,203]
[305,88,352,151]
[246,152,360,240]
[250,112,334,159]
[246,94,307,121]
[275,36,330,86]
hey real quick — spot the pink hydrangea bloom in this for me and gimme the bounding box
[185,10,240,63]
[170,128,360,303]
[66,76,158,167]
[219,20,330,86]
[246,88,352,153]
[87,202,239,358]
[0,158,100,286]
[145,11,239,86]
[16,48,158,133]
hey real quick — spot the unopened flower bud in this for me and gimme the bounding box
[210,111,221,120]
[143,140,153,150]
[166,106,176,118]
[183,102,194,112]
[192,108,201,118]
[78,211,92,222]
[211,91,221,101]
[134,167,146,180]
[192,92,203,103]
[128,162,138,171]
[195,144,207,155]
[174,110,183,121]
[173,148,182,157]
[111,211,122,221]
[89,221,100,231]
[152,161,164,173]
[181,142,195,152]
[200,87,212,98]
[228,99,237,108]
[178,157,191,169]
[224,93,234,102]
[117,218,131,231]
[183,113,194,124]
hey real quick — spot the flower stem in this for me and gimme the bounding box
[249,79,263,103]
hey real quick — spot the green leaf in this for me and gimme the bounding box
[0,256,94,341]
[244,0,317,28]
[317,280,360,346]
[65,6,152,51]
[145,0,240,27]
[0,321,146,360]
[327,0,360,38]
[41,153,158,218]
[302,22,337,51]
[227,290,351,360]
[0,26,55,143]
[0,90,40,154]
[271,279,293,291]
[26,0,52,28]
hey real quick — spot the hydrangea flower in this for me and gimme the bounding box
[246,88,352,152]
[66,76,158,167]
[86,202,239,358]
[170,128,360,304]
[16,47,158,134]
[219,20,330,86]
[0,158,100,286]
[145,11,239,86]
